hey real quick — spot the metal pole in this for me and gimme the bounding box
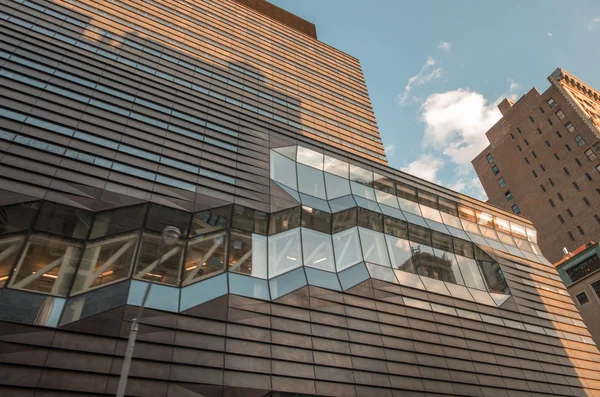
[115,226,181,397]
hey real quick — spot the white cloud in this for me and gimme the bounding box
[587,17,600,31]
[438,41,451,52]
[384,143,396,157]
[400,154,444,183]
[547,32,552,37]
[506,77,520,101]
[396,57,442,107]
[445,177,487,201]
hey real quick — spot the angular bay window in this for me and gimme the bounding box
[324,172,351,199]
[229,230,267,278]
[190,206,231,237]
[133,233,184,285]
[349,165,373,185]
[302,228,335,272]
[458,205,477,223]
[385,235,414,273]
[147,204,191,238]
[269,207,301,235]
[475,248,509,294]
[90,204,147,240]
[296,146,323,170]
[397,182,418,202]
[9,236,81,296]
[0,236,25,287]
[408,223,431,246]
[456,255,486,291]
[333,227,362,271]
[182,231,227,285]
[332,207,357,233]
[268,228,302,277]
[357,208,383,232]
[372,173,396,194]
[72,233,138,294]
[34,202,91,240]
[323,155,349,178]
[297,163,326,199]
[358,227,390,267]
[0,202,40,235]
[301,206,331,234]
[232,205,268,235]
[432,248,464,285]
[384,216,408,239]
[270,151,297,189]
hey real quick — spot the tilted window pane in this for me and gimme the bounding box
[349,165,373,185]
[305,267,341,291]
[394,269,425,289]
[133,233,184,285]
[301,206,331,234]
[420,276,450,296]
[359,227,390,267]
[89,204,147,240]
[417,189,438,209]
[408,223,431,246]
[300,194,330,213]
[9,236,80,296]
[72,233,138,294]
[480,226,499,241]
[297,163,326,199]
[182,232,227,286]
[357,208,383,232]
[269,267,307,300]
[268,228,302,277]
[461,220,481,235]
[475,248,509,294]
[366,262,397,284]
[453,238,474,259]
[350,181,376,201]
[297,146,323,170]
[445,282,474,301]
[302,228,335,272]
[190,206,231,237]
[338,262,370,290]
[397,182,418,202]
[385,235,414,273]
[146,205,191,238]
[232,205,268,235]
[323,155,349,178]
[375,190,400,208]
[333,227,363,271]
[494,217,511,234]
[498,232,516,246]
[384,216,408,239]
[0,236,25,287]
[34,202,91,240]
[475,211,494,229]
[438,197,458,216]
[398,198,421,215]
[270,151,297,189]
[440,212,462,229]
[269,207,301,235]
[228,273,270,300]
[419,205,443,223]
[432,249,465,285]
[380,205,405,221]
[332,207,357,234]
[456,255,487,290]
[325,172,351,199]
[229,230,267,279]
[328,195,356,213]
[373,174,396,194]
[0,202,40,235]
[459,206,477,223]
[431,231,452,252]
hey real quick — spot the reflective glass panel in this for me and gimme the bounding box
[438,197,458,216]
[498,232,516,246]
[494,217,511,234]
[325,173,351,199]
[459,206,477,223]
[420,276,450,296]
[133,233,184,285]
[440,212,462,229]
[297,164,326,199]
[229,230,267,278]
[229,273,270,300]
[380,205,405,221]
[89,204,146,240]
[333,227,363,271]
[385,235,414,273]
[300,194,330,213]
[357,208,383,232]
[323,155,349,178]
[476,211,494,228]
[431,231,452,252]
[268,228,302,277]
[350,182,376,201]
[408,224,431,246]
[190,206,231,237]
[384,216,408,239]
[269,267,307,299]
[445,282,474,301]
[510,223,527,239]
[10,236,81,296]
[398,198,421,215]
[419,205,443,223]
[397,182,417,202]
[231,205,268,235]
[366,262,397,284]
[526,228,537,243]
[305,267,341,291]
[0,202,40,235]
[456,255,486,290]
[328,195,356,213]
[395,270,425,290]
[432,249,464,285]
[375,190,400,208]
[269,207,301,235]
[417,190,438,209]
[180,273,227,311]
[301,206,331,234]
[146,204,190,238]
[182,232,227,286]
[271,151,297,189]
[302,228,335,272]
[359,227,390,267]
[424,219,449,235]
[409,242,438,279]
[469,288,496,306]
[453,238,474,258]
[475,249,509,294]
[461,220,481,235]
[296,146,323,170]
[0,236,25,287]
[480,226,499,241]
[332,207,357,233]
[373,174,396,194]
[60,280,129,326]
[128,280,179,312]
[349,165,373,185]
[403,212,429,228]
[277,182,301,202]
[338,262,369,290]
[34,202,91,240]
[72,233,138,294]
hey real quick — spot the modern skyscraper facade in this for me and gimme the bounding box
[472,69,600,263]
[1,1,599,396]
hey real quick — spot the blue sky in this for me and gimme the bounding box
[269,0,600,199]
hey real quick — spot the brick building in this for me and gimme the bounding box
[1,1,600,396]
[473,69,600,263]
